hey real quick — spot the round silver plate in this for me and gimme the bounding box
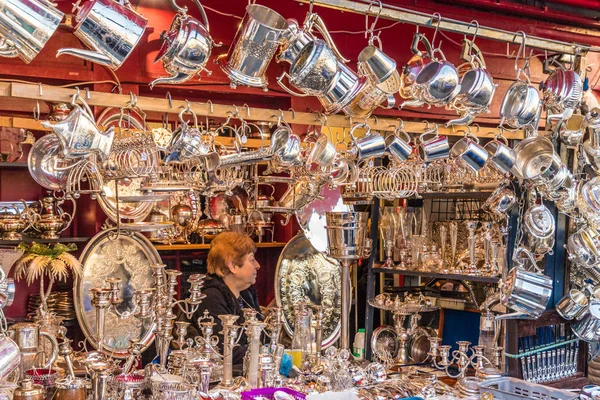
[97,178,155,223]
[74,229,160,358]
[371,325,399,361]
[274,232,341,348]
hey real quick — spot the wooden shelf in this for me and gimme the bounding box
[0,162,28,169]
[372,266,501,283]
[154,242,287,251]
[0,237,90,245]
[418,191,494,199]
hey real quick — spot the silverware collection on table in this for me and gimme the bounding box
[0,0,598,398]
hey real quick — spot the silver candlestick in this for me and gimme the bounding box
[465,220,479,275]
[449,221,458,272]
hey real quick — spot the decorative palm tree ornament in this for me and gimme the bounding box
[13,242,81,314]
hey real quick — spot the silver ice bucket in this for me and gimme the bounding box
[325,211,370,260]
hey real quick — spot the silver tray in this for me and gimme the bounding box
[97,178,155,223]
[274,233,341,348]
[74,229,160,358]
[371,325,399,361]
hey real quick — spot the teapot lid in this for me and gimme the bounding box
[15,379,44,396]
[524,204,554,237]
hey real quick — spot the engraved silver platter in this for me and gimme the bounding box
[275,232,341,348]
[371,325,399,361]
[74,228,160,358]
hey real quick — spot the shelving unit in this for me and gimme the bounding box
[154,242,287,251]
[372,266,501,284]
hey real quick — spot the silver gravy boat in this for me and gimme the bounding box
[57,0,148,70]
[151,0,219,88]
[0,0,64,63]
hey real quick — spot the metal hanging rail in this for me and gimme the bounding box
[0,82,525,139]
[295,0,596,55]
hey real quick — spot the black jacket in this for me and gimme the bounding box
[182,274,262,367]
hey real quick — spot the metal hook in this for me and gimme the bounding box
[166,92,173,108]
[185,99,192,112]
[422,120,431,131]
[206,100,213,113]
[316,112,327,126]
[365,0,383,42]
[309,0,314,15]
[465,20,479,56]
[74,86,80,98]
[430,12,442,50]
[372,115,379,126]
[129,92,137,108]
[33,101,40,121]
[38,82,43,96]
[278,109,285,120]
[288,108,296,120]
[513,31,527,75]
[85,87,90,99]
[470,123,480,133]
[243,103,250,117]
[397,118,404,130]
[232,104,239,118]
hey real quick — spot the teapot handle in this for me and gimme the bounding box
[410,33,433,58]
[39,331,59,369]
[310,13,349,63]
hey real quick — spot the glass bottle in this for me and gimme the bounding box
[290,305,313,371]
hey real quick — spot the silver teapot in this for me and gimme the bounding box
[31,193,74,240]
[151,0,219,88]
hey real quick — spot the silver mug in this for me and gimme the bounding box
[0,0,64,63]
[484,136,516,175]
[571,297,600,343]
[357,43,400,94]
[418,130,449,162]
[348,124,386,161]
[556,289,588,321]
[450,132,488,172]
[385,129,412,163]
[216,4,287,90]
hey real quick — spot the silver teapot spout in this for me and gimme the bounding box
[149,72,193,89]
[56,48,115,69]
[446,112,476,127]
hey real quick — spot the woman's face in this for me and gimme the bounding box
[231,252,260,290]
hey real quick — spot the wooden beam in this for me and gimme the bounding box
[1,82,526,139]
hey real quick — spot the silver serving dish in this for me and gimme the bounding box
[74,229,160,358]
[28,134,74,191]
[274,233,341,348]
[97,178,155,223]
[371,325,399,361]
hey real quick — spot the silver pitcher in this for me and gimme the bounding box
[216,4,287,90]
[496,266,553,320]
[7,322,59,373]
[0,0,64,63]
[541,56,583,122]
[57,0,148,70]
[151,0,217,88]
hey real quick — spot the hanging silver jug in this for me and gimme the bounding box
[151,0,218,88]
[0,0,64,63]
[57,0,148,70]
[216,4,287,91]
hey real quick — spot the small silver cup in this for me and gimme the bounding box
[418,130,449,162]
[556,289,588,320]
[451,133,488,172]
[385,129,412,162]
[484,136,517,175]
[349,123,386,160]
